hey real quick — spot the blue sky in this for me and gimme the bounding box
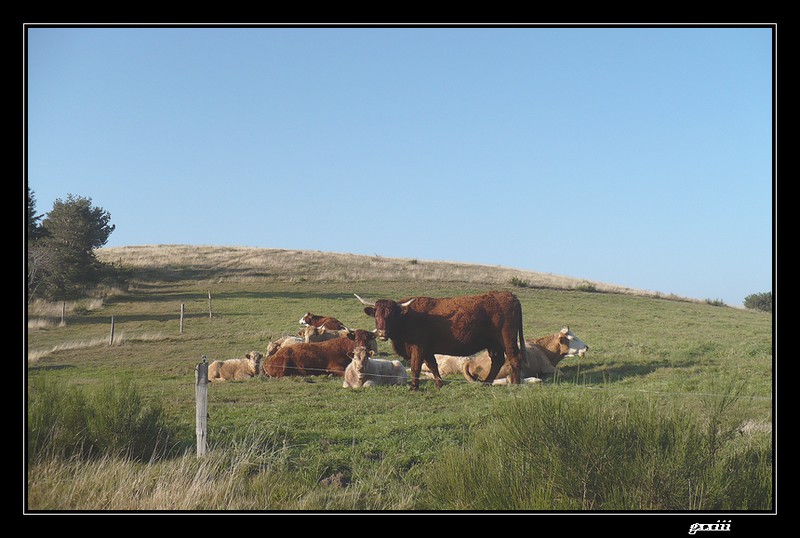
[26,25,774,307]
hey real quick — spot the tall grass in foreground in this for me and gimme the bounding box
[27,378,180,463]
[26,434,419,511]
[422,389,772,511]
[27,377,771,511]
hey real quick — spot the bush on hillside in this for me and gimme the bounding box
[743,292,772,312]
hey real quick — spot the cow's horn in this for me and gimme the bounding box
[400,298,416,307]
[354,294,375,306]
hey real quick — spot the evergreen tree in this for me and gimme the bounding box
[27,193,116,300]
[27,185,45,239]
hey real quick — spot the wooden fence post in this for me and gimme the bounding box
[195,356,209,457]
[180,304,185,335]
[60,301,66,327]
[208,290,212,318]
[109,316,115,345]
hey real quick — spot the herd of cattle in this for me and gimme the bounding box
[207,290,588,390]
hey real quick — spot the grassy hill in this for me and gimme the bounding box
[26,244,773,512]
[94,244,690,299]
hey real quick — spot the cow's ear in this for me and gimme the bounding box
[364,307,376,317]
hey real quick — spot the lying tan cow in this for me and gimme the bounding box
[300,325,351,343]
[421,355,470,378]
[343,346,408,388]
[208,351,264,382]
[463,327,588,384]
[266,335,304,357]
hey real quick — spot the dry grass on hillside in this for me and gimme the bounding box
[96,244,677,300]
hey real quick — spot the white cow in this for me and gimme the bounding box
[343,346,408,388]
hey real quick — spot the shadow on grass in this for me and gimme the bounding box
[27,364,76,372]
[554,358,703,384]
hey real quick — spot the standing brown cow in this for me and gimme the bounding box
[355,291,525,390]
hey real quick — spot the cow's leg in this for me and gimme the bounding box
[503,343,522,385]
[422,353,444,389]
[484,347,506,385]
[408,349,423,391]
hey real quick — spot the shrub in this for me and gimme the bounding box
[743,292,772,312]
[27,379,179,463]
[27,379,92,463]
[509,277,529,288]
[423,391,772,510]
[575,281,598,293]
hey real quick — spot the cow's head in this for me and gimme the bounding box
[347,328,378,348]
[561,327,589,357]
[298,312,314,326]
[354,294,415,341]
[346,346,374,377]
[245,351,264,374]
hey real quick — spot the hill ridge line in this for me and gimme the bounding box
[96,244,690,302]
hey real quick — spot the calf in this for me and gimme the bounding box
[263,329,377,378]
[298,312,348,330]
[208,351,263,382]
[342,346,408,388]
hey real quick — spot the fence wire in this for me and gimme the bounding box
[201,357,773,401]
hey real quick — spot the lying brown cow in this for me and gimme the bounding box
[208,351,264,382]
[300,326,380,354]
[263,329,377,378]
[356,291,525,389]
[298,312,347,330]
[463,327,588,383]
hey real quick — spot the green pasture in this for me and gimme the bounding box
[26,277,773,511]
